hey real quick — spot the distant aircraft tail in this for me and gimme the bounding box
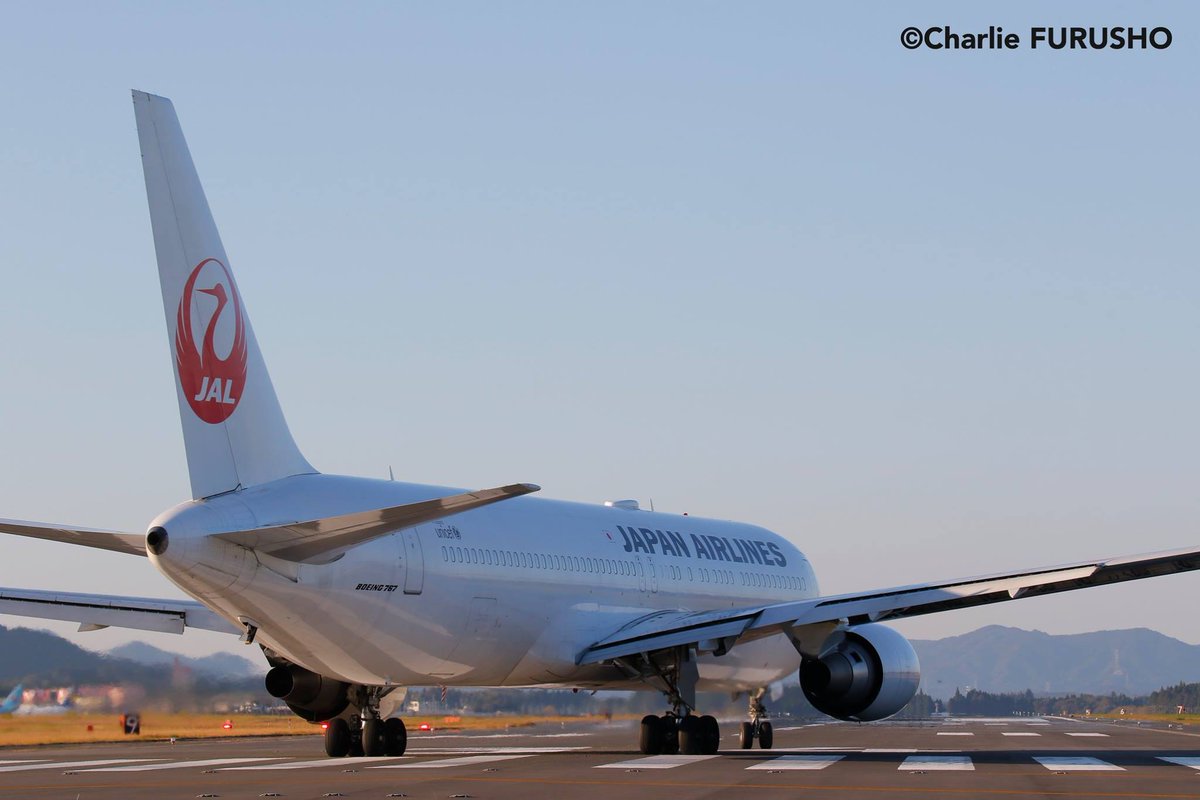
[0,684,23,714]
[133,91,316,499]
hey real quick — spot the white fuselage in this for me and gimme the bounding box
[149,474,816,693]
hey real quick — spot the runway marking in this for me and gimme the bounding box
[220,756,404,770]
[83,757,285,772]
[936,732,974,736]
[416,732,593,740]
[1065,732,1109,737]
[864,748,917,753]
[0,759,160,773]
[746,755,844,770]
[376,754,535,769]
[0,760,46,766]
[899,755,974,771]
[1001,732,1041,737]
[1159,756,1200,769]
[595,755,719,769]
[1034,756,1124,771]
[407,747,588,754]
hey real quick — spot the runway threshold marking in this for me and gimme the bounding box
[899,755,974,771]
[375,754,535,769]
[595,755,719,769]
[406,746,588,754]
[745,755,844,770]
[1034,756,1124,771]
[1001,732,1041,737]
[82,757,285,772]
[0,759,161,773]
[1159,756,1200,769]
[936,732,974,736]
[1065,732,1110,737]
[219,756,404,770]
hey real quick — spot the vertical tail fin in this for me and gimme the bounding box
[133,91,315,499]
[0,684,22,713]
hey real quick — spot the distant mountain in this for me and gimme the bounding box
[0,623,160,686]
[913,625,1200,700]
[108,642,261,679]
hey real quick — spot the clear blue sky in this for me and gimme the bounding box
[0,2,1197,662]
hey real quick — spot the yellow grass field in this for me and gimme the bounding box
[0,713,614,747]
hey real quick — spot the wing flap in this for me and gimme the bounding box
[0,519,145,557]
[216,482,540,564]
[577,544,1200,665]
[0,588,237,635]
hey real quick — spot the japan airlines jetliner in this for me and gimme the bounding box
[1,92,1199,758]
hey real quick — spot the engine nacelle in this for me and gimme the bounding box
[799,624,920,721]
[265,664,350,722]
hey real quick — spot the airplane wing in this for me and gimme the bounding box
[214,482,540,564]
[0,519,145,556]
[577,544,1200,665]
[0,587,238,635]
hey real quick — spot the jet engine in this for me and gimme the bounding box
[265,664,350,722]
[799,623,920,721]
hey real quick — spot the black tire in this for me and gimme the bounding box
[739,721,754,749]
[639,714,664,755]
[384,717,407,756]
[661,715,679,755]
[324,718,350,758]
[758,721,773,750]
[677,715,701,755]
[362,718,386,757]
[699,715,720,755]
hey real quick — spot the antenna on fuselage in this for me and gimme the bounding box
[388,466,395,481]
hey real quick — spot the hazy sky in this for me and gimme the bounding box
[0,2,1197,665]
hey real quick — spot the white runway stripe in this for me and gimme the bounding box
[0,759,160,773]
[1034,756,1123,772]
[595,755,719,770]
[899,755,974,771]
[85,758,284,772]
[0,761,46,767]
[1001,732,1040,737]
[1159,757,1200,770]
[220,756,403,770]
[936,732,974,736]
[1065,732,1109,737]
[746,755,843,770]
[376,754,535,769]
[406,746,586,754]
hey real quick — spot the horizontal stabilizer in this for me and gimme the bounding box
[0,587,237,635]
[0,519,145,557]
[215,482,540,564]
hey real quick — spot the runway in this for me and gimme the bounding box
[1,715,1198,799]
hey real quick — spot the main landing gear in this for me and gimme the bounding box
[617,646,721,756]
[738,688,773,750]
[323,688,407,758]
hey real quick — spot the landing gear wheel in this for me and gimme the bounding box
[677,715,701,755]
[660,715,679,755]
[324,718,350,758]
[758,720,773,750]
[739,721,754,749]
[639,714,665,755]
[698,715,720,755]
[362,718,386,756]
[383,718,407,756]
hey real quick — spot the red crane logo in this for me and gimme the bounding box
[176,258,248,424]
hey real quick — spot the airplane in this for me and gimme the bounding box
[0,90,1198,759]
[11,688,72,716]
[0,685,23,715]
